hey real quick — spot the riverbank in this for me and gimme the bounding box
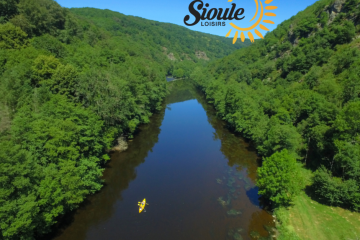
[276,192,360,240]
[271,168,360,240]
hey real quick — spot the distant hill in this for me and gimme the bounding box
[69,7,251,77]
[70,7,250,61]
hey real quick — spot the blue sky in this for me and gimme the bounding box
[55,0,319,39]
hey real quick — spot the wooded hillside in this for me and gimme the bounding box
[192,0,360,216]
[0,1,249,239]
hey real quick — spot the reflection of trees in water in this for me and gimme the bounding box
[188,81,275,239]
[166,80,196,105]
[190,82,259,183]
[49,105,166,240]
[247,210,275,239]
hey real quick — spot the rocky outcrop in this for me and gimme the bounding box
[195,51,209,60]
[161,46,176,60]
[288,24,299,46]
[327,0,346,24]
[332,0,345,13]
[111,136,128,152]
[288,0,348,45]
[182,53,192,60]
[167,52,176,61]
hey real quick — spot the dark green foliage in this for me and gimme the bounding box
[343,65,360,103]
[31,34,67,58]
[192,0,360,210]
[294,16,317,37]
[0,0,19,22]
[304,66,321,89]
[10,0,66,37]
[259,118,302,156]
[313,166,360,210]
[332,21,356,45]
[313,167,347,206]
[343,0,359,12]
[319,12,329,27]
[333,102,360,142]
[286,71,302,82]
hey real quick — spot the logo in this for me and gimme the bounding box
[183,0,277,44]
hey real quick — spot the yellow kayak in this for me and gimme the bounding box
[138,198,146,213]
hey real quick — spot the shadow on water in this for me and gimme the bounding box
[45,104,166,240]
[246,187,261,207]
[49,80,274,240]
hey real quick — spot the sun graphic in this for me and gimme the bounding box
[225,0,277,44]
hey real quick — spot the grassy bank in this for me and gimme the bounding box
[276,192,360,240]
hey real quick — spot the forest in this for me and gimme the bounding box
[191,0,360,238]
[0,0,249,239]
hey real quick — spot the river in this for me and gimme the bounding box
[51,80,274,240]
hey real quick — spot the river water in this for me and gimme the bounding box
[52,81,274,240]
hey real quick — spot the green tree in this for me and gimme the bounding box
[259,118,302,156]
[31,54,61,86]
[173,68,184,78]
[0,22,28,49]
[0,95,112,239]
[10,0,66,37]
[257,149,304,207]
[332,21,356,45]
[333,101,360,142]
[0,0,19,22]
[294,16,317,38]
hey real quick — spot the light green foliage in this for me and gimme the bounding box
[173,68,185,78]
[48,63,78,97]
[0,22,28,49]
[31,55,61,85]
[257,149,304,207]
[0,95,110,239]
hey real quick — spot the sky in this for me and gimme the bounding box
[55,0,319,39]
